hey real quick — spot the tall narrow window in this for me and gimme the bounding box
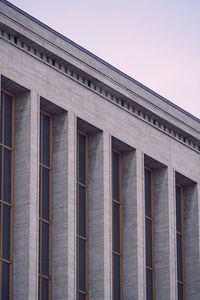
[176,185,185,300]
[77,131,88,300]
[39,110,52,300]
[0,90,14,300]
[112,150,123,300]
[145,167,155,300]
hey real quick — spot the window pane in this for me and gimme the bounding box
[39,166,41,218]
[176,186,182,233]
[79,185,86,237]
[4,93,12,147]
[1,261,10,299]
[38,277,41,299]
[146,218,152,268]
[113,253,120,300]
[146,269,153,300]
[40,112,42,163]
[41,277,49,300]
[2,204,11,260]
[42,114,50,166]
[78,133,86,184]
[112,152,119,201]
[178,283,183,300]
[0,92,3,143]
[113,202,120,253]
[78,294,86,300]
[78,238,86,292]
[3,148,11,203]
[42,167,49,221]
[0,146,2,199]
[177,234,183,282]
[145,169,152,217]
[42,222,49,276]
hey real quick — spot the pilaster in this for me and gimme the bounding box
[66,111,77,299]
[51,111,68,299]
[13,90,40,300]
[136,150,145,300]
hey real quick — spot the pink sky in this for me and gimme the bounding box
[8,0,200,119]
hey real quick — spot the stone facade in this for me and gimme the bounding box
[0,1,200,299]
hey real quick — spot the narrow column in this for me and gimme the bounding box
[88,132,104,298]
[122,150,138,299]
[168,168,176,300]
[103,131,112,299]
[136,150,145,300]
[13,90,39,299]
[183,183,200,299]
[154,167,171,299]
[67,111,77,299]
[51,111,68,299]
[88,130,112,299]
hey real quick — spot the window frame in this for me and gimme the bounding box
[176,184,185,300]
[76,130,89,299]
[144,166,155,300]
[112,149,123,300]
[39,109,53,300]
[0,89,15,300]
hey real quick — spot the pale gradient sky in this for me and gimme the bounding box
[8,0,200,119]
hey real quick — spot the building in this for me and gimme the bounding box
[0,0,200,299]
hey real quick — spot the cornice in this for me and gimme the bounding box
[0,16,199,154]
[1,0,199,125]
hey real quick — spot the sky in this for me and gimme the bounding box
[7,0,200,119]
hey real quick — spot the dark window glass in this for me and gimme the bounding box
[146,269,153,300]
[79,185,86,237]
[113,253,120,300]
[42,222,49,276]
[42,114,50,166]
[177,234,183,282]
[42,167,49,221]
[112,152,119,201]
[78,294,86,300]
[146,218,152,268]
[113,202,120,253]
[41,277,49,300]
[39,111,52,300]
[39,166,41,217]
[178,283,183,300]
[0,146,2,199]
[1,261,10,299]
[78,134,86,184]
[38,277,41,299]
[0,92,3,143]
[176,186,182,233]
[145,169,152,217]
[40,112,42,163]
[3,148,11,203]
[4,94,12,147]
[2,204,10,260]
[78,238,86,292]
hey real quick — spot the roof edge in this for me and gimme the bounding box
[1,0,199,123]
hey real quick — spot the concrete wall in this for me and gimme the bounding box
[52,111,68,299]
[88,132,106,299]
[13,90,39,300]
[154,167,171,300]
[122,150,139,300]
[183,184,200,299]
